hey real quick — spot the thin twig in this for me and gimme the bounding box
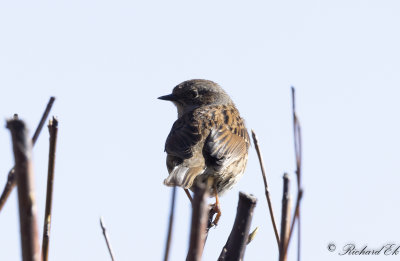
[41,117,59,261]
[297,214,301,261]
[184,188,193,203]
[7,119,40,261]
[163,187,177,261]
[218,192,257,261]
[284,189,303,254]
[186,181,210,261]
[0,97,56,212]
[100,217,116,261]
[251,130,280,247]
[291,87,303,261]
[0,170,17,212]
[32,97,56,144]
[279,174,291,261]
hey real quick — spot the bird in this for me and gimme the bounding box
[158,79,250,225]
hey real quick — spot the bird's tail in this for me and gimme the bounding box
[163,165,204,189]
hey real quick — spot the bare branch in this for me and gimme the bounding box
[186,181,210,261]
[163,187,177,261]
[284,189,303,254]
[100,217,116,261]
[291,87,303,261]
[7,119,40,261]
[218,192,257,261]
[0,97,56,212]
[41,117,58,261]
[32,97,56,145]
[251,130,280,247]
[279,174,291,261]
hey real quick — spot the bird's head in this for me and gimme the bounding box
[158,79,232,116]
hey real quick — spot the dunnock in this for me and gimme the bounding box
[159,79,249,224]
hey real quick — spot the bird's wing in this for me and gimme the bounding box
[203,107,250,172]
[164,112,205,189]
[165,112,202,160]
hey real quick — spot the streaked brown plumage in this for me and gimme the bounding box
[159,79,250,199]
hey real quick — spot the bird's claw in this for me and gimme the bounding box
[210,203,221,227]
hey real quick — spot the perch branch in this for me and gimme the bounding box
[186,181,210,261]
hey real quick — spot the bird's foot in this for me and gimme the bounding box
[210,182,221,227]
[210,202,221,227]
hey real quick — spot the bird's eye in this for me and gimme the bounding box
[189,89,199,98]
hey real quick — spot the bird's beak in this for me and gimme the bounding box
[158,94,177,101]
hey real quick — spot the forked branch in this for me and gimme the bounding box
[0,97,55,212]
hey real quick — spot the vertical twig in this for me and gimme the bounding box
[279,174,291,261]
[0,97,56,213]
[163,187,177,261]
[218,192,257,261]
[7,119,40,261]
[251,130,280,247]
[100,217,116,261]
[41,117,58,261]
[290,87,303,261]
[297,214,301,261]
[186,181,210,261]
[284,190,303,253]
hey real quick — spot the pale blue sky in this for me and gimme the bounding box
[0,1,399,260]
